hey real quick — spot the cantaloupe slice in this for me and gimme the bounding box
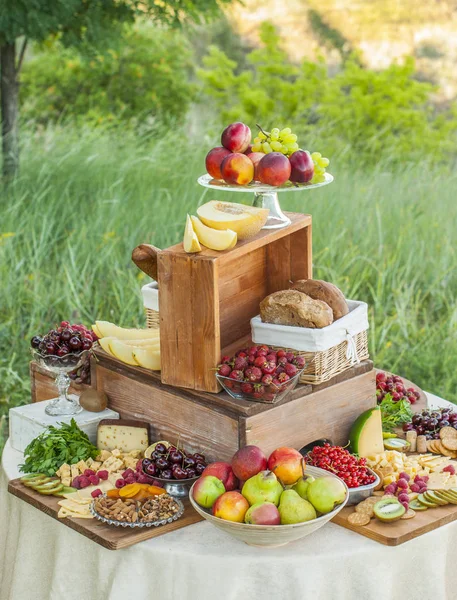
[98,337,115,355]
[183,214,201,253]
[197,201,269,240]
[132,347,161,371]
[120,338,160,348]
[92,324,103,338]
[190,216,237,251]
[108,339,139,366]
[95,321,160,340]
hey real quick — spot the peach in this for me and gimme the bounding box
[231,445,267,481]
[221,153,254,185]
[289,150,314,183]
[245,502,281,525]
[268,447,304,485]
[192,475,225,508]
[257,152,291,187]
[202,462,239,492]
[205,146,232,180]
[212,491,249,522]
[221,122,251,153]
[246,152,265,180]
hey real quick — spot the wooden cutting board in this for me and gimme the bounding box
[332,501,457,546]
[8,478,203,550]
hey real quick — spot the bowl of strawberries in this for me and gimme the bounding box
[216,345,305,403]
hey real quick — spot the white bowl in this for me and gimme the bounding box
[189,466,348,547]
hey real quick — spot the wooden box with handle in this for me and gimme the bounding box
[132,212,312,393]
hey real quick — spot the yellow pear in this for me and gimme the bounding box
[183,214,202,253]
[197,201,269,240]
[190,216,237,251]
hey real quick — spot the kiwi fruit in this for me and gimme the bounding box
[409,499,428,511]
[383,438,410,452]
[373,498,406,522]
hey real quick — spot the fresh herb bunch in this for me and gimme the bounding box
[380,393,414,432]
[20,419,98,476]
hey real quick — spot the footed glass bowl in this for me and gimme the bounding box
[31,349,89,416]
[216,368,304,404]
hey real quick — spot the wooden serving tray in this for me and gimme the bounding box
[8,478,203,550]
[332,501,457,546]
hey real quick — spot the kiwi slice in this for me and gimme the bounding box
[383,438,410,452]
[434,490,457,505]
[23,476,51,487]
[424,491,448,506]
[35,482,64,495]
[20,473,46,482]
[409,499,428,511]
[373,499,406,522]
[417,493,436,508]
[53,486,77,497]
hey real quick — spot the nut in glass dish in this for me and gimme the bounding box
[90,494,184,528]
[216,368,304,404]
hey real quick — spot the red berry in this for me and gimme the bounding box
[443,465,456,475]
[234,356,248,370]
[285,352,295,362]
[254,356,267,368]
[245,366,262,382]
[294,355,306,368]
[221,355,231,364]
[248,346,258,355]
[276,350,286,358]
[89,475,100,485]
[97,470,109,480]
[284,363,298,377]
[91,488,103,498]
[83,469,95,478]
[277,372,290,383]
[240,382,254,394]
[79,476,90,488]
[262,360,276,375]
[218,364,231,377]
[229,369,244,381]
[261,374,274,385]
[115,478,126,489]
[266,353,277,363]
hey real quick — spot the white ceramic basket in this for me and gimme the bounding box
[189,466,348,547]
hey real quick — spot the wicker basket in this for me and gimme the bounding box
[142,282,160,330]
[252,300,369,386]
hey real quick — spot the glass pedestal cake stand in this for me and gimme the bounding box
[197,172,333,230]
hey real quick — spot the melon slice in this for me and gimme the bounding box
[190,216,237,251]
[95,321,160,340]
[349,406,384,457]
[98,337,114,355]
[108,339,140,366]
[197,201,269,240]
[120,338,160,348]
[92,324,102,338]
[132,347,161,371]
[183,214,201,253]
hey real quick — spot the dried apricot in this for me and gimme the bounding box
[147,485,166,496]
[119,483,141,498]
[106,489,121,499]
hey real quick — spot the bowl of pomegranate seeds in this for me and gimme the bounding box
[304,443,379,505]
[216,345,305,403]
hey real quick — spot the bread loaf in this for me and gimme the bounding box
[291,279,349,321]
[260,290,333,329]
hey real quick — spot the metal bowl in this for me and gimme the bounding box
[150,474,199,498]
[346,468,381,506]
[189,465,348,547]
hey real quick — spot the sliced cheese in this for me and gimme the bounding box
[97,423,149,453]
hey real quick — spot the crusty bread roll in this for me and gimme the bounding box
[291,279,349,321]
[260,290,333,329]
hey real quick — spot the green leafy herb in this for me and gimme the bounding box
[380,394,413,432]
[19,419,98,476]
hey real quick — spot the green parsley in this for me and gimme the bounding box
[380,393,413,432]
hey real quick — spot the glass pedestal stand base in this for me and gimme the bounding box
[253,191,291,229]
[45,373,83,416]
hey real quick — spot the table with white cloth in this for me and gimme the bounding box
[2,392,457,600]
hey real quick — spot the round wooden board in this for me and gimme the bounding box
[375,369,427,438]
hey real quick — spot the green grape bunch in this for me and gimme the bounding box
[310,152,330,184]
[252,125,299,156]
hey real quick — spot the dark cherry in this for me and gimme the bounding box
[151,450,162,461]
[57,346,69,357]
[195,463,206,475]
[45,342,57,355]
[142,458,152,467]
[160,469,173,480]
[185,468,196,479]
[183,457,196,469]
[168,446,177,453]
[156,457,169,470]
[173,466,188,480]
[69,337,82,351]
[144,462,157,476]
[31,336,42,349]
[60,330,72,342]
[193,453,206,462]
[169,451,183,465]
[155,443,167,454]
[81,339,92,351]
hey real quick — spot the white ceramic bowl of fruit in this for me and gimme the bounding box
[189,447,348,548]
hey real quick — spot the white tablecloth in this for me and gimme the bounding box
[2,393,457,600]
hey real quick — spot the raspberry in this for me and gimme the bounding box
[115,478,126,489]
[71,476,81,489]
[89,474,100,485]
[384,484,397,495]
[409,483,420,492]
[397,478,408,489]
[97,470,109,480]
[398,472,410,482]
[398,493,410,503]
[122,468,134,479]
[91,488,103,498]
[400,500,409,510]
[79,476,90,488]
[443,465,456,475]
[83,469,95,478]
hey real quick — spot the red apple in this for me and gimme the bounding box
[268,447,304,485]
[220,153,254,185]
[246,152,265,181]
[221,122,251,153]
[257,152,291,186]
[202,462,239,492]
[205,146,232,180]
[231,445,267,481]
[245,502,281,525]
[212,491,249,522]
[289,150,314,183]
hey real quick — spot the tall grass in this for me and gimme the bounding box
[1,124,457,449]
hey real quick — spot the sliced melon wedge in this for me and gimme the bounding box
[108,339,139,366]
[92,324,103,338]
[132,347,161,370]
[95,321,160,340]
[183,214,202,253]
[98,337,114,355]
[120,338,160,348]
[190,216,237,251]
[197,201,269,240]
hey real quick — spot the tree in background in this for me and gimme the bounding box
[0,0,229,178]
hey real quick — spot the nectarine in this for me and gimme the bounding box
[268,447,304,485]
[257,152,291,186]
[231,445,267,481]
[221,153,254,186]
[205,146,232,180]
[221,122,251,153]
[212,491,249,522]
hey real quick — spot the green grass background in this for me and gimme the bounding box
[1,125,457,449]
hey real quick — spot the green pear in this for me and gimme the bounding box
[242,470,283,506]
[278,489,317,524]
[292,475,315,500]
[307,476,346,514]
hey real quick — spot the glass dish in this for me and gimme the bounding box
[216,368,304,404]
[31,348,89,416]
[346,469,381,505]
[90,495,185,528]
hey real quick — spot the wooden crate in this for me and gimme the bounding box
[30,361,89,403]
[151,211,312,393]
[92,348,376,461]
